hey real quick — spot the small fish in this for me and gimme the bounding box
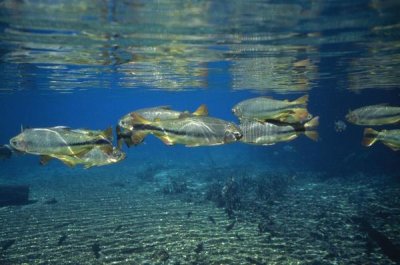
[334,120,347,132]
[0,239,15,251]
[232,95,309,122]
[0,145,12,160]
[118,104,208,131]
[208,216,216,224]
[226,220,236,231]
[346,104,400,126]
[362,128,400,151]
[9,127,113,156]
[57,233,67,246]
[128,114,242,147]
[92,242,101,259]
[239,117,319,145]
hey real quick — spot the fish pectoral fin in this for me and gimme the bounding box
[193,104,209,116]
[39,155,53,166]
[130,131,148,146]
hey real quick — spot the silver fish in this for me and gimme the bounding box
[129,114,242,147]
[239,117,319,145]
[9,127,113,156]
[346,104,400,126]
[232,95,309,122]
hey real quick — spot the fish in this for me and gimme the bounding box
[346,104,400,126]
[232,95,309,122]
[0,145,12,160]
[239,117,319,145]
[118,104,208,131]
[40,146,126,168]
[128,114,242,147]
[9,127,113,156]
[117,104,208,147]
[362,128,400,151]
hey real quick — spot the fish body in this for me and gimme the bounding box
[130,114,242,147]
[43,146,126,168]
[362,128,400,151]
[232,95,309,122]
[346,104,400,125]
[9,127,113,156]
[117,105,208,147]
[239,117,319,145]
[118,104,208,131]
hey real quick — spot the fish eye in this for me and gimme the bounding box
[234,131,243,139]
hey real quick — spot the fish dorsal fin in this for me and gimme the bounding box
[158,105,171,110]
[102,127,113,141]
[154,105,172,110]
[20,124,24,132]
[130,113,152,125]
[193,104,208,116]
[370,103,390,107]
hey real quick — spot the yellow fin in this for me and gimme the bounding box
[130,113,152,125]
[362,128,379,147]
[304,131,319,141]
[292,95,309,105]
[193,104,208,116]
[156,134,174,145]
[102,127,113,141]
[130,131,148,145]
[304,116,319,129]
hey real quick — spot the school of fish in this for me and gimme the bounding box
[3,95,399,168]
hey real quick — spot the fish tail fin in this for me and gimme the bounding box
[102,127,113,141]
[293,108,311,122]
[303,116,319,141]
[130,113,152,125]
[362,128,379,147]
[304,131,319,141]
[304,116,319,129]
[293,95,309,105]
[116,125,124,149]
[193,104,209,116]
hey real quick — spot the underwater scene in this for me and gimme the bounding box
[1,0,400,264]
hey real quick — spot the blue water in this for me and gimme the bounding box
[0,1,400,264]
